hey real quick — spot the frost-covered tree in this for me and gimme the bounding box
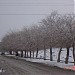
[1,11,75,65]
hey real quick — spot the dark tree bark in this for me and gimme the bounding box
[1,52,5,55]
[65,47,69,64]
[9,51,12,55]
[15,51,18,56]
[24,51,26,58]
[50,47,53,61]
[21,51,23,57]
[57,47,62,62]
[30,51,31,58]
[36,48,38,58]
[44,45,46,60]
[33,50,34,59]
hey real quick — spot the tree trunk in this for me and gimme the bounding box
[73,51,75,65]
[21,51,23,57]
[24,51,26,58]
[50,47,53,61]
[65,47,69,64]
[57,47,62,62]
[15,51,18,56]
[36,48,38,58]
[9,51,12,55]
[73,43,75,65]
[33,50,34,59]
[44,45,46,60]
[30,51,31,58]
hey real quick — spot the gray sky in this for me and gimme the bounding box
[0,0,74,41]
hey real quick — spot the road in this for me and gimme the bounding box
[0,56,75,75]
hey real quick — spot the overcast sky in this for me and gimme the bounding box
[0,0,74,41]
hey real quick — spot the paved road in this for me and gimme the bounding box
[0,56,75,75]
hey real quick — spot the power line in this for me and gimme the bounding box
[0,3,73,4]
[0,5,73,6]
[0,14,51,15]
[0,3,73,6]
[0,14,73,15]
[0,3,73,5]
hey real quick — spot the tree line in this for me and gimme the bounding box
[1,11,75,65]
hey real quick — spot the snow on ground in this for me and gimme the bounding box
[6,48,75,71]
[20,58,74,69]
[20,48,74,70]
[29,48,74,63]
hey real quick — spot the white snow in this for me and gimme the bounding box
[6,48,75,71]
[20,48,74,70]
[0,69,5,73]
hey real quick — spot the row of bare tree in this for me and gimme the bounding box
[1,12,75,65]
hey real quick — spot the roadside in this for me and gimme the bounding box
[6,54,75,71]
[0,55,74,75]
